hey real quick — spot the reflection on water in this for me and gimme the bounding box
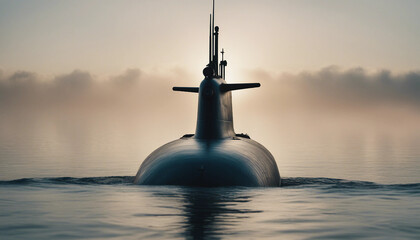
[155,187,259,239]
[1,114,420,184]
[0,180,420,239]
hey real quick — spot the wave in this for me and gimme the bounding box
[0,176,419,191]
[0,176,135,185]
[281,177,420,192]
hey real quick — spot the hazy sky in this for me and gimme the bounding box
[1,0,420,77]
[1,0,420,139]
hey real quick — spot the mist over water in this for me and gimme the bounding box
[1,67,419,182]
[1,67,420,239]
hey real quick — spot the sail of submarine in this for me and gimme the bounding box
[134,1,281,187]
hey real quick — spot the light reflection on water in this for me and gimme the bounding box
[1,115,420,239]
[1,182,419,239]
[0,116,420,184]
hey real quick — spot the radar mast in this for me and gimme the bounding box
[208,0,227,79]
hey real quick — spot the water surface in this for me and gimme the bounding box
[1,117,419,239]
[1,177,419,239]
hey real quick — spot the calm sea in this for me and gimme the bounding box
[1,117,419,239]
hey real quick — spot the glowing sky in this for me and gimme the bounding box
[1,0,420,77]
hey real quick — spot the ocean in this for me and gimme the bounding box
[1,117,419,239]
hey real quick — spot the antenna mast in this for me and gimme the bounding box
[207,0,227,79]
[212,0,215,58]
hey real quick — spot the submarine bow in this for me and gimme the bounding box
[134,2,281,187]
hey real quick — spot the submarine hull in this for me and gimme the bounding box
[134,136,281,187]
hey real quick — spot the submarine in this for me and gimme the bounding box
[134,3,280,187]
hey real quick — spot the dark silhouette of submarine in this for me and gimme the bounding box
[134,2,280,187]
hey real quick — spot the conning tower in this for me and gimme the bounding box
[134,0,281,187]
[173,0,260,139]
